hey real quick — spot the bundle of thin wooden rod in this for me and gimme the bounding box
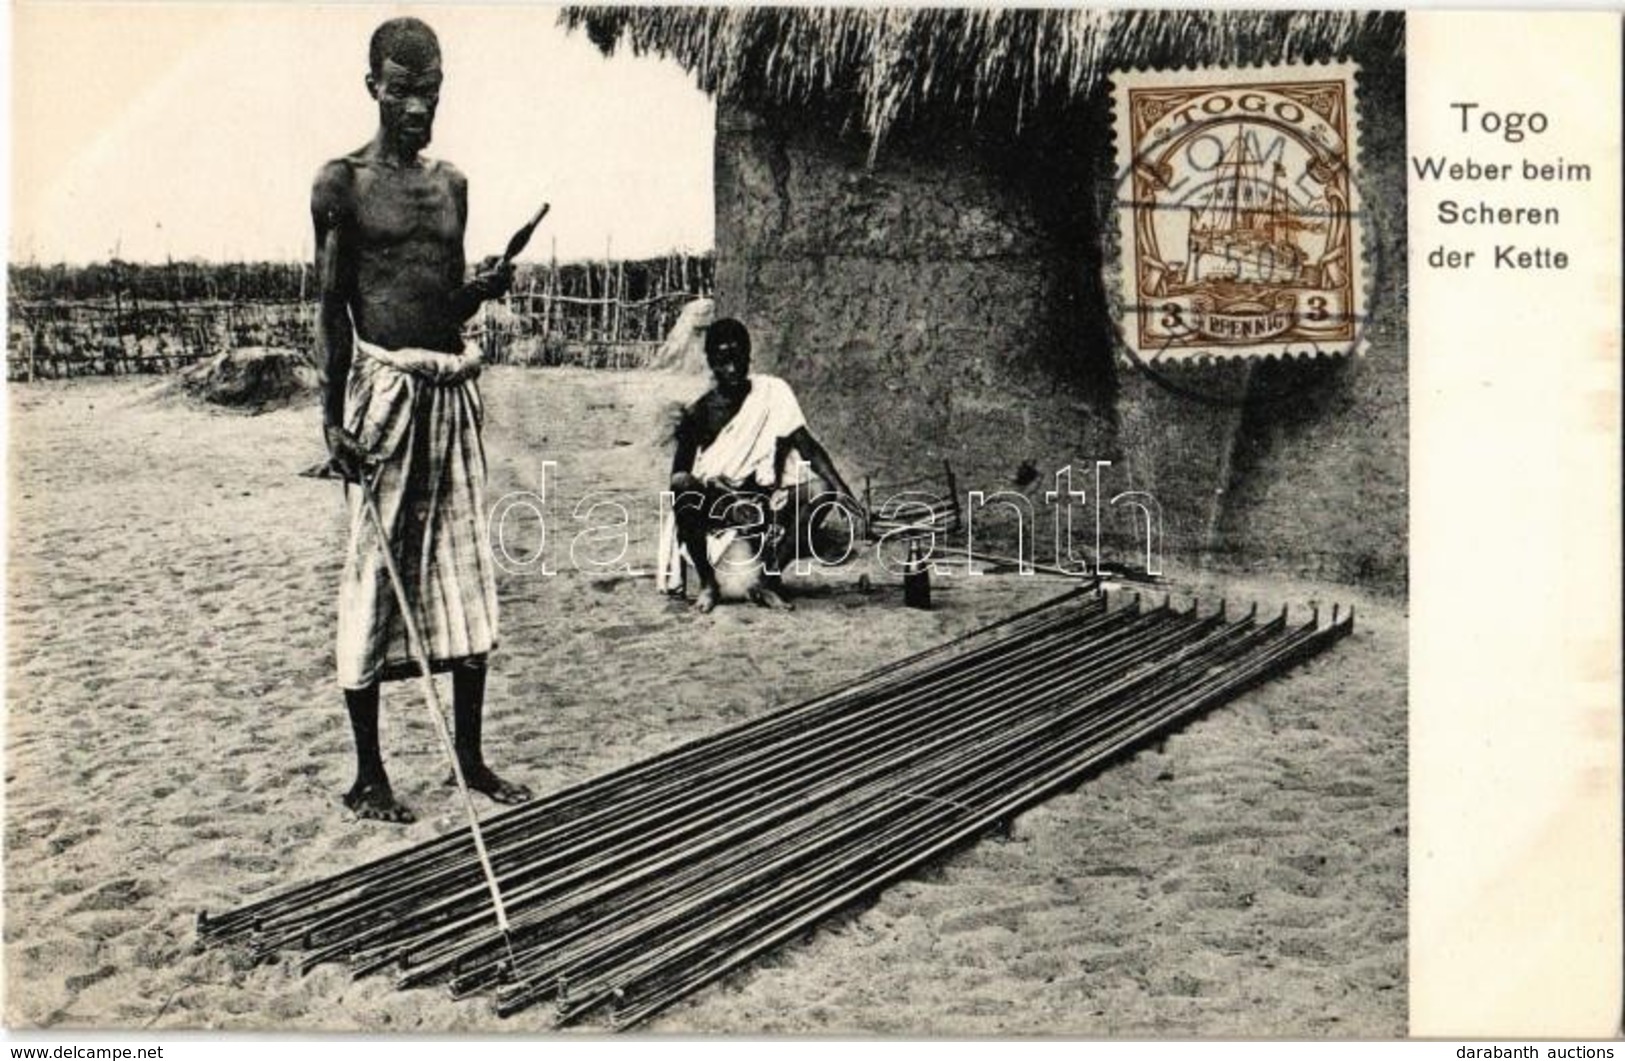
[197,587,1352,1029]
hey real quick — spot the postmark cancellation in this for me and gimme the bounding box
[1110,63,1368,366]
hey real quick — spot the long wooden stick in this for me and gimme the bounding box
[358,469,515,955]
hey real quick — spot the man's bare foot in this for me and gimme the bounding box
[450,765,533,805]
[343,779,416,823]
[749,585,795,611]
[695,585,719,613]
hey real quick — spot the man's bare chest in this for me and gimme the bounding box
[695,392,747,448]
[353,167,461,247]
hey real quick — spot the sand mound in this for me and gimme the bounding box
[178,347,319,412]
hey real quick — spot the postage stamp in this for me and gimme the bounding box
[1110,63,1368,365]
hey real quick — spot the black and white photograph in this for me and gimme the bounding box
[13,2,1586,1039]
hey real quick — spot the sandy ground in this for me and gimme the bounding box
[5,367,1405,1035]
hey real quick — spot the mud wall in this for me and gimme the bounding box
[713,106,1118,504]
[712,47,1407,592]
[1111,54,1409,589]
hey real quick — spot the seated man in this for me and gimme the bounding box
[660,318,857,613]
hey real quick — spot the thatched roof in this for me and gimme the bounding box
[563,8,1403,156]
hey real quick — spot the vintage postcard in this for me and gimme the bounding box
[3,4,1618,1044]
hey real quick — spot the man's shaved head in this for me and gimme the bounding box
[369,18,441,76]
[706,318,752,361]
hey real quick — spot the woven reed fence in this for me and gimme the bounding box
[6,255,713,381]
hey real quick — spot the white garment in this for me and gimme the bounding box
[657,374,809,592]
[691,375,806,486]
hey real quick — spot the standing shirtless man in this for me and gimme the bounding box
[313,17,529,822]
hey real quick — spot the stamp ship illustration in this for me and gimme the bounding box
[1183,130,1321,289]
